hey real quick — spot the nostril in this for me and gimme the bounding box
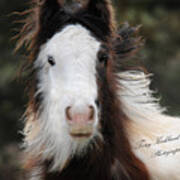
[89,106,95,120]
[66,106,72,121]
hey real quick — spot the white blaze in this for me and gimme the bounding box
[26,24,101,171]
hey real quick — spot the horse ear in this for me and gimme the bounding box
[38,0,64,25]
[38,0,64,9]
[36,0,65,43]
[86,0,115,34]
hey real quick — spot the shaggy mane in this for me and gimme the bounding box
[15,0,116,59]
[14,0,142,65]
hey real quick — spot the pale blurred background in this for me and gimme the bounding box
[0,0,180,179]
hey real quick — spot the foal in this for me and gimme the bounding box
[16,0,180,179]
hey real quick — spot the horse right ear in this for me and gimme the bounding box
[85,0,115,36]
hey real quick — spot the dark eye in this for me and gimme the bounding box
[98,51,109,67]
[48,56,55,66]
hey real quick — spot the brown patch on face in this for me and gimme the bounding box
[95,43,150,179]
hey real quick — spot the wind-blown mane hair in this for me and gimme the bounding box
[16,0,180,180]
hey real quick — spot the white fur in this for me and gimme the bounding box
[24,24,101,171]
[29,166,43,180]
[118,70,180,180]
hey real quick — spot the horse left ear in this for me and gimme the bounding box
[86,0,115,36]
[36,0,65,44]
[38,0,64,25]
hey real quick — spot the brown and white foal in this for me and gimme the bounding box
[16,0,180,179]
